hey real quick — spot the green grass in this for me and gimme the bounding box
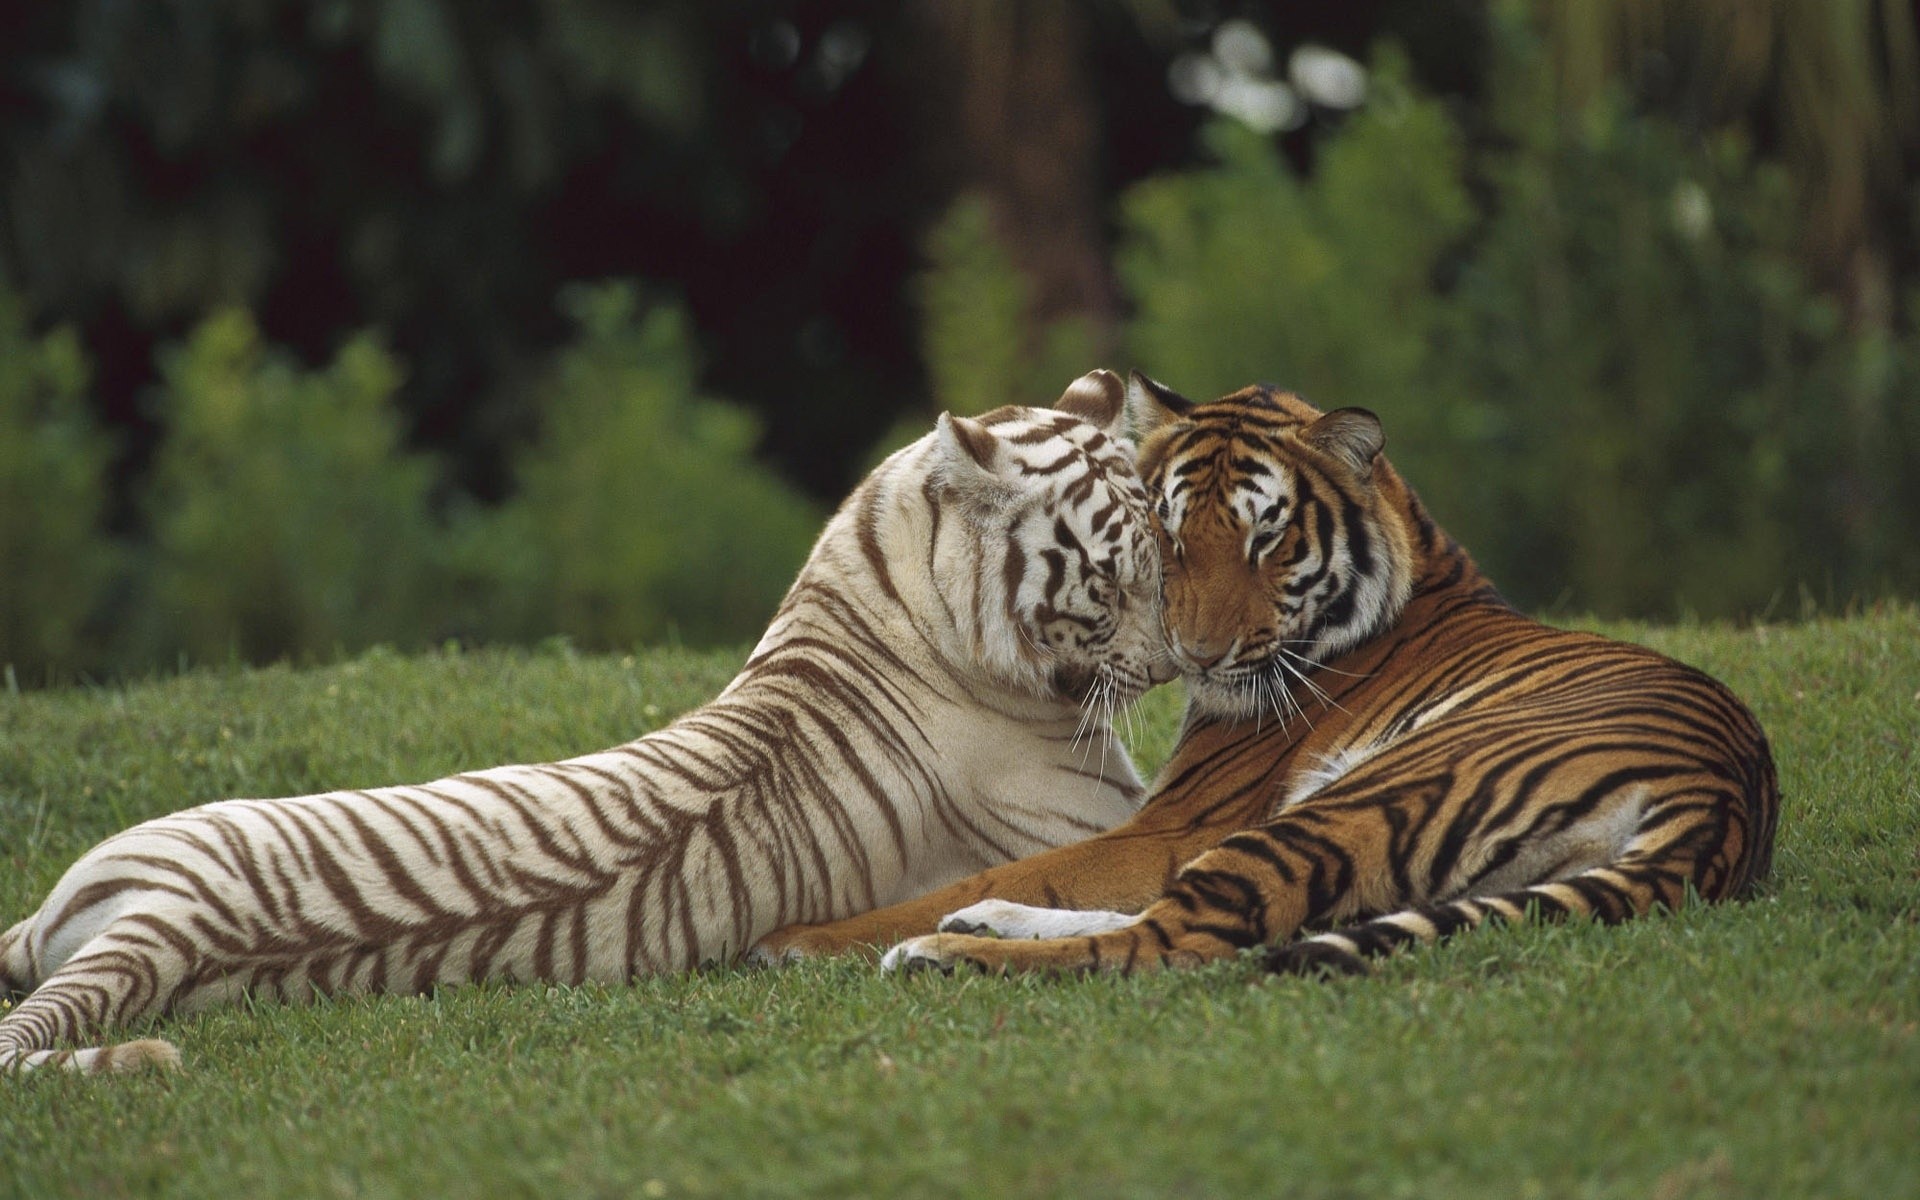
[3,612,1917,1199]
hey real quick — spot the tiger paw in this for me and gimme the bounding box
[879,933,1019,974]
[938,899,1137,940]
[1263,936,1370,978]
[879,935,956,974]
[744,924,849,966]
[100,1038,184,1073]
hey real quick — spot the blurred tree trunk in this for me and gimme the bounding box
[1534,0,1918,329]
[898,1,1121,357]
[1534,0,1919,575]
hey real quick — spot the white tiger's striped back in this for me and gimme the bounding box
[1,371,1166,1072]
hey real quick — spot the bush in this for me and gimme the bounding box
[1436,15,1920,615]
[918,194,1101,417]
[0,288,118,679]
[1114,35,1920,618]
[140,310,441,664]
[1116,50,1474,508]
[473,283,819,649]
[861,194,1105,467]
[1118,52,1471,406]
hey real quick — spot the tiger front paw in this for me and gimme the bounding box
[879,933,985,974]
[1263,936,1370,978]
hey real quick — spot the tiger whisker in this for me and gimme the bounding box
[1270,673,1293,733]
[1251,668,1290,733]
[1276,650,1349,715]
[1268,661,1316,733]
[1277,640,1374,679]
[1070,686,1102,760]
[1078,658,1153,775]
[1099,671,1118,790]
[1074,666,1124,781]
[1281,676,1306,731]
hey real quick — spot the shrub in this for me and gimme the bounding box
[1436,14,1920,615]
[1118,52,1471,406]
[1114,35,1920,618]
[1116,50,1474,507]
[918,194,1101,417]
[479,283,819,648]
[869,194,1103,467]
[0,288,118,679]
[140,310,441,663]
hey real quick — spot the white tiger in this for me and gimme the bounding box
[0,370,1168,1072]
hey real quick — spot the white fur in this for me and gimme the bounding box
[1,378,1167,1072]
[1469,787,1650,895]
[879,937,942,972]
[1278,742,1381,810]
[876,901,1140,972]
[937,899,1138,939]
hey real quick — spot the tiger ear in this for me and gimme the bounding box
[1126,370,1194,438]
[1301,407,1385,475]
[1054,369,1126,435]
[935,411,1015,495]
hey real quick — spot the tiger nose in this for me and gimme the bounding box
[1172,633,1233,670]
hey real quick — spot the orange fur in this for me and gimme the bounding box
[753,382,1779,975]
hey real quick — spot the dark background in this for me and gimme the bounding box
[4,3,1492,502]
[3,1,1917,678]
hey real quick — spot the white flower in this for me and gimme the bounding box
[1671,181,1714,240]
[1289,45,1368,110]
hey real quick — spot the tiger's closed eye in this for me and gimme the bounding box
[1248,528,1282,564]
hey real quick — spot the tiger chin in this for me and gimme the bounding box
[0,370,1169,1074]
[758,375,1780,980]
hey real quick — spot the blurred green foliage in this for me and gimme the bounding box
[1118,50,1473,414]
[862,193,1105,466]
[4,8,1918,681]
[460,283,819,649]
[1432,36,1916,616]
[1095,42,1919,617]
[0,279,820,681]
[918,194,1101,420]
[140,310,440,664]
[0,290,117,679]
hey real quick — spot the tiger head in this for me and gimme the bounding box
[1126,375,1418,721]
[929,371,1173,711]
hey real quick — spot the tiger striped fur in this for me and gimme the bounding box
[0,371,1168,1072]
[751,376,1780,977]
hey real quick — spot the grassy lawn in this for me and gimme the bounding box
[2,611,1917,1199]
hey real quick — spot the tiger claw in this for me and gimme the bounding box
[879,936,957,973]
[740,943,789,968]
[934,917,994,937]
[1264,938,1370,977]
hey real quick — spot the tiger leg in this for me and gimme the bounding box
[880,813,1382,975]
[749,817,1242,963]
[0,916,35,1001]
[0,922,188,1073]
[1267,800,1751,976]
[932,899,1139,940]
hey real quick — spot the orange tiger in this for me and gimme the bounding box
[750,376,1780,975]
